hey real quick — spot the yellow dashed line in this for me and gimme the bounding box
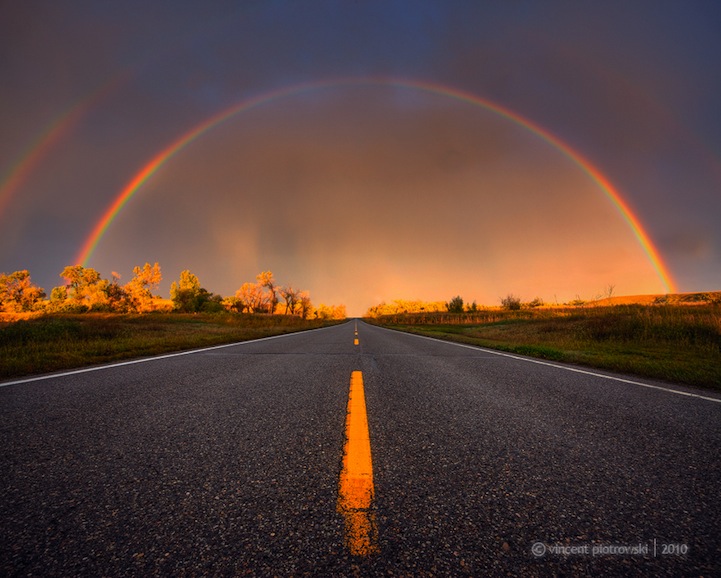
[337,371,378,556]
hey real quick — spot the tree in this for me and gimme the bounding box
[106,271,128,311]
[500,293,522,310]
[0,270,45,312]
[49,286,67,305]
[124,262,162,312]
[314,303,347,320]
[231,273,316,316]
[279,285,300,315]
[298,291,312,319]
[60,265,109,310]
[170,270,205,312]
[235,282,265,313]
[201,292,224,313]
[256,271,278,314]
[446,295,464,314]
[222,295,245,312]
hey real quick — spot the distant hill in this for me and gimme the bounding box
[591,291,721,306]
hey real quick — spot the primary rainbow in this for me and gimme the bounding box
[76,77,676,293]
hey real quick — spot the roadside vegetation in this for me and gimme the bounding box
[0,313,343,380]
[366,293,721,390]
[0,265,346,319]
[0,265,347,380]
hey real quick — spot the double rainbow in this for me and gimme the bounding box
[75,77,676,293]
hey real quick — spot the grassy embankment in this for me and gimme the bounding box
[0,313,344,380]
[367,301,721,390]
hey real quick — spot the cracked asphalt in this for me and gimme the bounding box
[2,321,720,576]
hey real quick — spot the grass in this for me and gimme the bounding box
[367,304,721,390]
[0,312,344,380]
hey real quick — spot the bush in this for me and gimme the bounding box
[501,294,521,310]
[446,296,464,314]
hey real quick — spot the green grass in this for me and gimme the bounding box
[367,305,721,390]
[0,313,344,380]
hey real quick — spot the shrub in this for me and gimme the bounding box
[446,296,464,314]
[501,294,521,310]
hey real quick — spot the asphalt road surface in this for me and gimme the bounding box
[2,320,720,576]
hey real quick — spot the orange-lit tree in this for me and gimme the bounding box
[313,303,347,320]
[57,265,110,311]
[171,270,203,312]
[235,281,265,313]
[0,270,45,313]
[299,291,312,319]
[124,262,162,312]
[256,271,278,314]
[279,285,299,315]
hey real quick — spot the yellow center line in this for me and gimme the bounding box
[354,338,359,345]
[337,370,378,556]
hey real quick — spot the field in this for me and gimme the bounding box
[367,301,721,390]
[0,313,343,380]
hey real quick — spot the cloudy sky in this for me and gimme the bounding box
[1,1,720,315]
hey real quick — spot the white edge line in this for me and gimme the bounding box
[371,323,721,405]
[0,322,346,388]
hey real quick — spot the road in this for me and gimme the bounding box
[1,320,720,576]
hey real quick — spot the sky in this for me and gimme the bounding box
[1,0,720,316]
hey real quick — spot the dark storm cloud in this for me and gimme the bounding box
[2,0,720,310]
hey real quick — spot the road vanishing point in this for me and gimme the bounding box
[2,320,720,576]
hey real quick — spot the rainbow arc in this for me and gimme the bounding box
[75,77,676,294]
[0,75,125,217]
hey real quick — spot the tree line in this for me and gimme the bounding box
[0,265,346,319]
[366,290,632,317]
[365,294,542,317]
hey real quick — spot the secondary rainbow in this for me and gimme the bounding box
[0,75,124,218]
[76,77,676,293]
